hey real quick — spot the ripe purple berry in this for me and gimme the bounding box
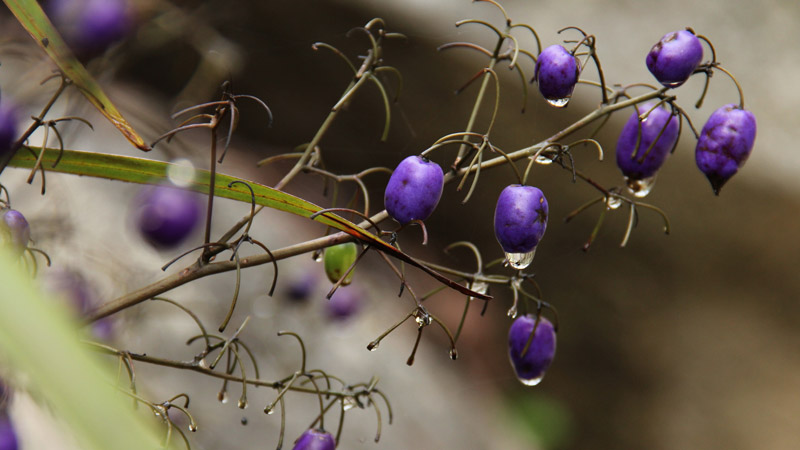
[0,209,30,255]
[384,155,444,225]
[325,286,362,321]
[615,102,679,197]
[0,415,18,450]
[695,104,756,195]
[494,185,548,269]
[0,103,19,156]
[508,315,556,386]
[134,184,202,248]
[534,45,581,107]
[48,0,133,58]
[292,428,335,450]
[646,29,703,88]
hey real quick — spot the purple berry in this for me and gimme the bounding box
[285,271,318,303]
[508,315,556,386]
[48,0,132,58]
[494,185,548,269]
[695,104,756,195]
[42,269,95,315]
[615,102,679,197]
[0,209,30,255]
[292,428,335,450]
[325,286,362,321]
[134,184,202,248]
[646,29,703,88]
[534,45,581,107]
[0,104,19,156]
[384,155,444,225]
[0,416,18,450]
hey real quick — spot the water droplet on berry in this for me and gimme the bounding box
[516,374,545,386]
[504,250,536,270]
[546,97,570,108]
[218,391,229,404]
[625,175,657,198]
[238,399,248,409]
[606,196,622,210]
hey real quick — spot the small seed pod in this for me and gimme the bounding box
[508,315,556,386]
[384,155,444,225]
[0,209,30,256]
[0,104,19,156]
[534,45,581,107]
[494,185,548,269]
[695,104,756,195]
[134,184,202,249]
[292,428,336,450]
[646,29,704,88]
[615,102,679,197]
[325,286,362,321]
[323,242,358,285]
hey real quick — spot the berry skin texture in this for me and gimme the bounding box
[384,155,444,225]
[323,242,358,285]
[615,102,679,181]
[508,315,556,386]
[134,184,202,249]
[494,185,548,254]
[534,45,581,107]
[0,209,30,256]
[695,104,757,195]
[0,104,18,156]
[292,428,336,450]
[646,29,703,88]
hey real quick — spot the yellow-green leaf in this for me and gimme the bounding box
[3,0,151,151]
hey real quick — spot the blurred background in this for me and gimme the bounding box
[1,0,799,449]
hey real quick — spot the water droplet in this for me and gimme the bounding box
[342,397,357,411]
[241,417,248,426]
[506,305,518,318]
[546,97,570,107]
[625,175,657,198]
[534,153,553,165]
[188,424,197,432]
[218,391,229,404]
[198,358,209,369]
[469,280,489,301]
[237,399,248,409]
[606,196,622,210]
[504,250,536,270]
[449,348,458,360]
[367,341,380,351]
[167,158,196,187]
[264,406,274,415]
[517,374,545,386]
[313,251,323,262]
